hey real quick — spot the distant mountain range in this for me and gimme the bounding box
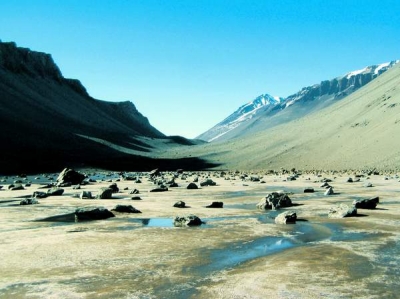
[0,41,211,173]
[197,61,399,142]
[168,61,400,171]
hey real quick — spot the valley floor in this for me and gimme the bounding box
[0,170,399,298]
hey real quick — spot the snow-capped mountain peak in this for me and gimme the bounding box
[196,94,282,142]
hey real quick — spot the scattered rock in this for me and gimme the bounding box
[112,205,141,213]
[149,168,160,177]
[108,183,119,193]
[304,188,314,193]
[33,191,48,199]
[130,189,140,194]
[256,192,292,210]
[169,182,179,188]
[56,168,85,186]
[346,177,353,183]
[320,182,330,188]
[97,187,113,199]
[363,182,373,188]
[150,187,168,192]
[173,215,203,227]
[131,196,142,200]
[9,184,24,191]
[328,204,357,218]
[324,187,334,196]
[353,197,379,209]
[275,211,297,224]
[47,188,64,196]
[20,198,39,205]
[173,201,186,208]
[75,207,115,221]
[72,185,81,190]
[200,179,216,187]
[187,182,199,189]
[80,191,93,199]
[206,201,223,208]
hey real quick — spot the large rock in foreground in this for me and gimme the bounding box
[353,197,379,209]
[328,204,357,218]
[57,168,85,186]
[275,211,297,224]
[257,192,292,210]
[173,215,203,227]
[75,207,115,221]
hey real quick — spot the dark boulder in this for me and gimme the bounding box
[9,184,24,191]
[131,196,142,200]
[257,192,292,210]
[200,179,216,187]
[112,204,141,213]
[206,201,223,208]
[79,191,93,199]
[108,183,119,193]
[33,191,48,199]
[328,204,357,218]
[47,188,64,196]
[173,215,203,227]
[353,197,379,209]
[149,168,160,177]
[75,207,115,221]
[304,188,314,193]
[173,201,186,208]
[275,211,297,224]
[324,187,334,196]
[56,168,85,186]
[130,189,140,194]
[97,187,113,199]
[20,198,39,205]
[150,187,168,192]
[187,182,199,190]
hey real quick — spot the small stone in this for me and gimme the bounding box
[328,204,357,218]
[20,198,39,205]
[304,188,314,193]
[97,187,113,199]
[130,189,140,194]
[324,187,334,196]
[33,191,48,199]
[353,197,379,209]
[206,201,223,208]
[47,188,64,196]
[112,205,141,213]
[275,211,297,224]
[187,182,199,189]
[75,207,115,221]
[150,187,168,192]
[200,179,216,187]
[131,196,142,200]
[173,215,203,227]
[80,191,93,199]
[173,201,186,208]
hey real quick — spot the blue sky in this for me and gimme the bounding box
[1,0,399,138]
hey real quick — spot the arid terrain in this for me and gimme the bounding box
[1,170,399,298]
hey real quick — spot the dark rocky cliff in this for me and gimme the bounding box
[0,41,211,173]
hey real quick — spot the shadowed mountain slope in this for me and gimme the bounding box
[0,41,213,173]
[169,63,400,171]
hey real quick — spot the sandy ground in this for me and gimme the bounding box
[0,171,400,298]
